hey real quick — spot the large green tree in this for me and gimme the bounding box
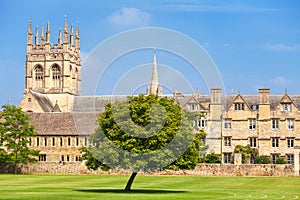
[81,94,205,190]
[0,105,39,172]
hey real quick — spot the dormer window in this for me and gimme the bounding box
[250,104,259,110]
[281,103,291,111]
[234,103,244,110]
[188,103,198,111]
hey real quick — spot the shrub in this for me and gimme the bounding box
[200,152,221,163]
[254,155,270,164]
[276,157,286,164]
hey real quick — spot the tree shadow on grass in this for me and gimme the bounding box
[76,189,187,194]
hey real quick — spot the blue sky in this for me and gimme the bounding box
[0,0,300,105]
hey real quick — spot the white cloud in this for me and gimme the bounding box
[270,76,288,85]
[107,7,150,28]
[261,43,300,51]
[155,1,276,13]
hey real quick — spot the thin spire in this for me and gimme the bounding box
[41,24,45,44]
[46,22,50,43]
[58,28,62,44]
[35,26,39,45]
[70,25,74,45]
[148,50,162,95]
[28,19,32,34]
[27,19,32,44]
[64,15,69,44]
[75,24,80,50]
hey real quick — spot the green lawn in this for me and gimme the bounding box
[0,174,299,200]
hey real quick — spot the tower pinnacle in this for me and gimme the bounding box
[27,19,32,44]
[46,22,50,43]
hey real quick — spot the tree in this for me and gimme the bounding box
[81,94,204,190]
[0,105,39,173]
[234,144,258,164]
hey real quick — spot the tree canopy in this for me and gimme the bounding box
[81,94,205,190]
[0,105,39,168]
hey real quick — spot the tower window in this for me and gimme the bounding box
[52,64,61,88]
[34,65,43,88]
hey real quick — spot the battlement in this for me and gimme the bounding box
[26,17,80,58]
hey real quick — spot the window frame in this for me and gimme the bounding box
[224,119,231,130]
[51,64,61,88]
[224,153,232,164]
[271,137,279,148]
[287,138,294,148]
[224,137,231,147]
[281,103,291,112]
[234,103,245,111]
[271,119,279,130]
[286,119,294,130]
[286,154,294,164]
[249,119,256,130]
[249,137,257,148]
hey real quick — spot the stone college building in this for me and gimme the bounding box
[18,19,300,166]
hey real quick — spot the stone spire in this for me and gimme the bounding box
[147,50,162,95]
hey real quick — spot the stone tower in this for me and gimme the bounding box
[19,17,81,112]
[147,51,162,95]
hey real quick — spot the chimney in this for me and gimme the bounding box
[259,88,270,104]
[210,88,222,104]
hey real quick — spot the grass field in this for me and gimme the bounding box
[0,174,299,200]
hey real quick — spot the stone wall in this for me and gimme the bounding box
[0,163,296,176]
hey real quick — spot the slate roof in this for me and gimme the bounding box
[28,93,300,136]
[31,91,54,112]
[28,112,98,136]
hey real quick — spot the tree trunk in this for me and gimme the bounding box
[124,172,138,191]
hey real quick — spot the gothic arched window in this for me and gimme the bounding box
[51,64,61,88]
[34,65,43,88]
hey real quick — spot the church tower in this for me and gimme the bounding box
[147,51,162,95]
[19,17,81,112]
